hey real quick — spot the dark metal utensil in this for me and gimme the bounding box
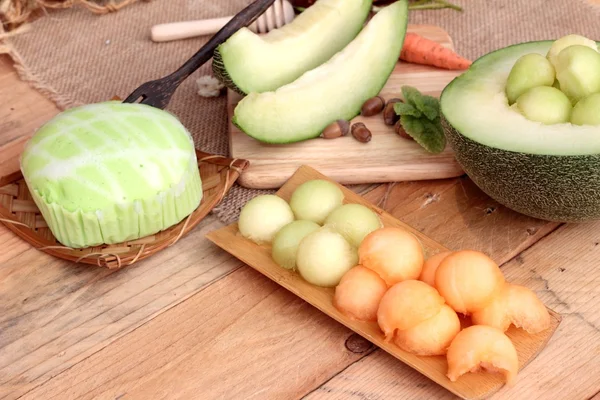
[123,0,276,109]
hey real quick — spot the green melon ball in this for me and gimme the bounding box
[555,45,600,103]
[571,93,600,126]
[547,34,598,68]
[289,179,344,224]
[505,53,555,104]
[323,203,383,247]
[515,86,572,124]
[296,227,358,287]
[271,220,321,270]
[238,194,295,245]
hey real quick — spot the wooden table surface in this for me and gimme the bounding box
[2,26,600,400]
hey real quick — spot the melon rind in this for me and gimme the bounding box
[213,0,373,95]
[441,40,600,222]
[233,0,409,144]
[20,101,203,248]
[441,116,600,222]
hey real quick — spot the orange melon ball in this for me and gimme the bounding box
[377,280,445,341]
[358,227,424,287]
[394,304,461,356]
[333,265,388,321]
[472,283,551,334]
[446,325,519,386]
[435,250,505,315]
[419,251,453,287]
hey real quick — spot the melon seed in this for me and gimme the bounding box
[321,119,350,139]
[361,96,385,117]
[351,122,372,143]
[383,98,403,125]
[395,120,413,140]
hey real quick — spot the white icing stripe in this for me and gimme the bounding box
[90,113,171,189]
[25,108,185,157]
[29,148,192,180]
[24,103,198,206]
[104,113,179,183]
[61,124,126,200]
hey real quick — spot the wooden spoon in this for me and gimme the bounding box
[151,0,295,42]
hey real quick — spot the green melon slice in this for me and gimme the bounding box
[232,0,409,144]
[20,101,203,248]
[440,40,600,222]
[213,0,372,95]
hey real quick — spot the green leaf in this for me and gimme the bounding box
[417,95,440,121]
[400,115,446,154]
[394,101,422,118]
[401,86,440,121]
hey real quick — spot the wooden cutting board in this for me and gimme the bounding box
[228,24,467,190]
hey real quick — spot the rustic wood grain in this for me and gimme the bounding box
[0,56,59,187]
[0,217,243,400]
[362,178,561,262]
[0,57,59,148]
[308,221,600,400]
[228,24,465,190]
[18,266,369,400]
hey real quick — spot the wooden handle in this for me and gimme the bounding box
[124,0,276,108]
[149,1,295,42]
[151,17,235,42]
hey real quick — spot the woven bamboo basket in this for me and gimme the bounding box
[0,150,248,269]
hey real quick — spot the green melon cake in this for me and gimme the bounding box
[20,101,203,248]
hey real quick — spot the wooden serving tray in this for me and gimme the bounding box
[206,165,562,400]
[228,24,466,190]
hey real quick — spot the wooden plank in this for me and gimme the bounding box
[362,177,561,262]
[18,266,368,400]
[0,217,241,400]
[229,24,465,190]
[308,221,600,399]
[16,172,562,400]
[0,56,59,148]
[0,136,29,187]
[0,55,59,186]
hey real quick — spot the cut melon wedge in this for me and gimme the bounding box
[213,0,373,94]
[233,0,409,144]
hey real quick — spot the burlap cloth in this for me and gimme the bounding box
[3,0,600,224]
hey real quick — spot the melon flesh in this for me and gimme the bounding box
[440,40,600,222]
[233,0,409,144]
[213,0,372,94]
[442,40,600,155]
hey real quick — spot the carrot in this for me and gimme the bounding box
[400,33,472,70]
